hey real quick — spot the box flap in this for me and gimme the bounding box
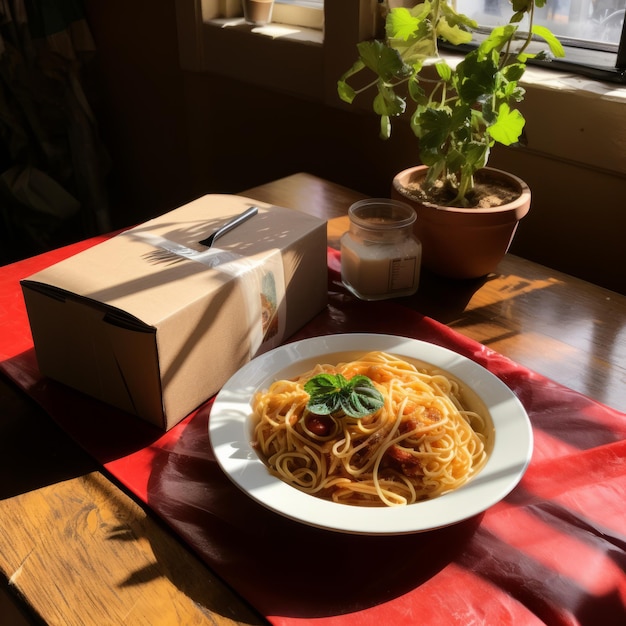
[21,283,164,424]
[20,280,151,332]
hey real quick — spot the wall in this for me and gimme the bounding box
[85,0,194,222]
[84,1,626,294]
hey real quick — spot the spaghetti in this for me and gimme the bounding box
[251,351,492,507]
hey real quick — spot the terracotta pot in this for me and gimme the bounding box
[242,0,274,25]
[391,166,531,279]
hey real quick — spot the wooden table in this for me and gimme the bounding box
[1,173,624,625]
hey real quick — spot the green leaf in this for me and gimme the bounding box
[337,58,365,104]
[373,83,406,117]
[436,16,474,46]
[386,6,420,40]
[501,62,526,84]
[304,373,384,419]
[531,24,566,58]
[479,24,518,56]
[387,6,435,65]
[487,103,526,145]
[434,60,452,82]
[511,0,533,12]
[457,51,498,102]
[445,147,467,174]
[419,144,444,168]
[380,114,392,140]
[357,40,412,82]
[462,139,490,170]
[337,79,357,105]
[449,103,472,137]
[439,2,478,30]
[304,373,346,415]
[412,106,452,142]
[407,75,427,105]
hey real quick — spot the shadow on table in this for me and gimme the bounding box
[145,408,482,620]
[402,267,489,323]
[0,373,98,499]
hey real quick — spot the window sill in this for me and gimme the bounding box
[206,17,323,46]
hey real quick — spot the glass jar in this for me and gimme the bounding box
[341,198,422,300]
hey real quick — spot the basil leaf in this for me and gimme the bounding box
[305,373,384,419]
[304,373,346,415]
[345,384,386,418]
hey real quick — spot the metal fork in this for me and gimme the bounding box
[198,206,259,247]
[141,205,259,265]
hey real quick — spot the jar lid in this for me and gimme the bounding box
[349,198,416,230]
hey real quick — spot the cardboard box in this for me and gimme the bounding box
[21,194,328,430]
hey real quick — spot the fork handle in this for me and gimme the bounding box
[198,206,259,247]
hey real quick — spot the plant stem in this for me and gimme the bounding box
[431,0,442,54]
[517,2,536,57]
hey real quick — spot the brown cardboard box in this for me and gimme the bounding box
[21,194,328,430]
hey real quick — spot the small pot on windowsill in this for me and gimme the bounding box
[242,0,275,25]
[391,165,531,280]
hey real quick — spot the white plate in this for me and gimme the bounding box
[209,333,532,535]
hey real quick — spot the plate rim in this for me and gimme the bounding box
[209,333,533,535]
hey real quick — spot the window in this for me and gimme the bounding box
[274,0,324,29]
[457,0,624,45]
[455,0,626,82]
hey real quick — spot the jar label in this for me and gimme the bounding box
[390,257,418,290]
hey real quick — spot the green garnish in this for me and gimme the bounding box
[304,373,384,419]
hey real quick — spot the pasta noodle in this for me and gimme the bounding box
[251,351,492,507]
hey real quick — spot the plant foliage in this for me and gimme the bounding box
[304,373,384,419]
[337,0,564,206]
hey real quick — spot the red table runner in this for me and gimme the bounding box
[1,241,625,626]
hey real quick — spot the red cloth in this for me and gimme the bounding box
[1,241,625,626]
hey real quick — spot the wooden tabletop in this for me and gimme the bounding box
[1,173,624,626]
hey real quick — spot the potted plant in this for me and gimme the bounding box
[242,0,275,25]
[337,0,564,279]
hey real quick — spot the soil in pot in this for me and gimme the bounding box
[401,169,521,208]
